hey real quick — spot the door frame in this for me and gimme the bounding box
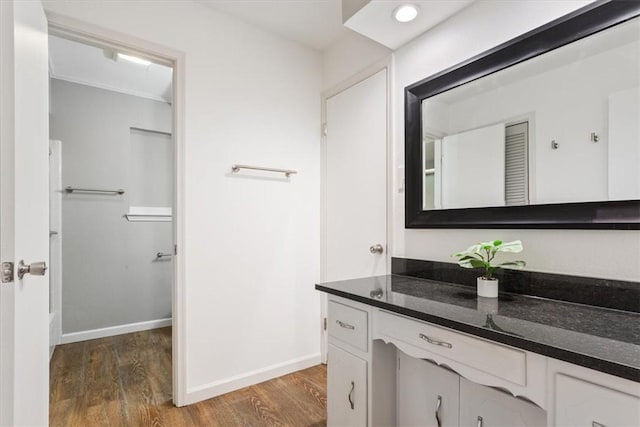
[319,57,393,363]
[45,12,188,406]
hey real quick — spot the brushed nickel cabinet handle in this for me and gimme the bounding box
[435,395,442,427]
[419,333,453,349]
[477,416,483,427]
[348,381,355,410]
[336,320,355,330]
[592,422,606,427]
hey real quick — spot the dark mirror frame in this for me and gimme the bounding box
[405,0,640,229]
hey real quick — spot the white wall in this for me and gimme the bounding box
[50,79,173,336]
[322,31,391,91]
[392,0,640,282]
[321,0,640,283]
[43,0,322,403]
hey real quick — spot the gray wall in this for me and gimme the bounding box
[50,79,173,334]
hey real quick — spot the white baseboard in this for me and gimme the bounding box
[183,353,322,405]
[60,318,172,344]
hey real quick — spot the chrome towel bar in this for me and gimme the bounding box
[231,164,297,177]
[65,186,124,195]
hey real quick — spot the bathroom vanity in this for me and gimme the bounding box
[316,265,639,427]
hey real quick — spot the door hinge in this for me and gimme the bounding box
[322,123,328,137]
[323,317,327,331]
[2,262,14,283]
[174,244,178,255]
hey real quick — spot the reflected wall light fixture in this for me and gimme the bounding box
[116,52,152,66]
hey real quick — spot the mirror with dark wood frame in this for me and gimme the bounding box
[405,0,640,229]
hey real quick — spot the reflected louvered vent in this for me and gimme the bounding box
[505,122,529,206]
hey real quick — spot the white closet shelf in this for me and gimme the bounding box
[124,206,172,222]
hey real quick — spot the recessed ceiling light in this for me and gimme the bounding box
[116,52,152,67]
[393,4,419,23]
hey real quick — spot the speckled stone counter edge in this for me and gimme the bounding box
[392,258,640,313]
[316,282,640,382]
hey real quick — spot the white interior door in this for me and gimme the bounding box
[441,123,506,209]
[322,68,388,361]
[325,69,387,281]
[0,0,50,425]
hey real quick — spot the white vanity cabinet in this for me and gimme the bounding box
[326,297,397,427]
[324,294,640,427]
[396,349,545,427]
[397,350,460,427]
[549,360,640,427]
[327,344,367,426]
[459,378,546,427]
[327,299,370,426]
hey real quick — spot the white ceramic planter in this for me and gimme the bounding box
[477,277,499,298]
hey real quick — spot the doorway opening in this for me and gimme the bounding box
[46,29,180,418]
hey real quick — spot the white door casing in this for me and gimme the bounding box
[49,139,62,356]
[45,13,187,405]
[0,0,50,425]
[321,65,389,362]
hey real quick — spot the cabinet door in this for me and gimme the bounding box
[555,374,640,427]
[328,344,367,426]
[397,350,459,427]
[460,378,546,427]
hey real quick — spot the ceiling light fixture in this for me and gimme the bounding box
[393,4,419,23]
[116,52,152,67]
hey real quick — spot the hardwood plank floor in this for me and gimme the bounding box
[50,327,327,426]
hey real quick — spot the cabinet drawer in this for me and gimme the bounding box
[376,310,526,386]
[555,374,640,427]
[328,301,368,353]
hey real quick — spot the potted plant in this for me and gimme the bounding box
[453,240,526,298]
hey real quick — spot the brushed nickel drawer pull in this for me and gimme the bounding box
[348,381,355,410]
[336,320,355,330]
[477,416,483,427]
[435,395,442,427]
[592,422,606,427]
[419,333,453,348]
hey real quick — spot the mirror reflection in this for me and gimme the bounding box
[421,17,639,211]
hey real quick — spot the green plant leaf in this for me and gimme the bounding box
[457,259,475,269]
[496,240,523,253]
[498,260,527,269]
[469,259,487,268]
[457,258,487,269]
[493,240,503,247]
[458,255,483,261]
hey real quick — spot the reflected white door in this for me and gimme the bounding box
[0,0,50,425]
[322,69,388,360]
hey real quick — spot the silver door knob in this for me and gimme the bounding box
[369,244,384,254]
[17,260,47,279]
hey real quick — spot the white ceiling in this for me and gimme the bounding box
[48,1,478,101]
[49,35,173,103]
[194,0,349,51]
[195,1,476,51]
[344,0,475,49]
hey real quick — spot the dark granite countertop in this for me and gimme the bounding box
[316,274,640,382]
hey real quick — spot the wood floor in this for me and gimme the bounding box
[50,327,327,426]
